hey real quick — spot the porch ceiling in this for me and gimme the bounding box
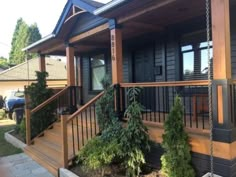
[32,0,207,56]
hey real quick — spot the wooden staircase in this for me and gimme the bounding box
[24,121,66,176]
[24,89,103,177]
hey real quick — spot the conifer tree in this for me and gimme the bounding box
[161,96,195,177]
[9,18,42,64]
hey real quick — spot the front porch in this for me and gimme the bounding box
[22,0,236,176]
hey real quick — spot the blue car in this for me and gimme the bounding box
[3,90,25,119]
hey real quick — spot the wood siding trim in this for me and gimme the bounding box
[144,121,236,160]
[69,23,109,44]
[211,0,231,79]
[217,85,224,124]
[120,80,208,87]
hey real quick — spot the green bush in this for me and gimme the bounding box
[15,118,26,142]
[25,71,55,138]
[95,75,114,131]
[120,87,150,177]
[77,87,150,177]
[161,96,195,177]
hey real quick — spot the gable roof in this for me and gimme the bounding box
[0,58,67,81]
[53,0,104,35]
[23,0,105,52]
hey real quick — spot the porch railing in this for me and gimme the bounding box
[61,91,103,167]
[25,86,82,145]
[120,80,209,131]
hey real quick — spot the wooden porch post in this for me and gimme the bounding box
[66,44,75,86]
[110,20,123,118]
[212,0,231,80]
[61,115,68,168]
[24,86,31,145]
[110,20,123,84]
[211,0,233,138]
[39,54,46,72]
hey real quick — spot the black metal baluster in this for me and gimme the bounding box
[145,89,148,121]
[89,105,92,138]
[154,87,157,122]
[93,104,97,134]
[76,116,80,150]
[71,119,75,156]
[195,87,198,129]
[189,86,192,128]
[81,112,84,146]
[158,87,160,122]
[183,86,186,127]
[85,109,89,140]
[163,87,166,122]
[202,95,205,129]
[149,87,152,122]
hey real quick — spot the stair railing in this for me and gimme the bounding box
[25,86,82,145]
[61,91,104,167]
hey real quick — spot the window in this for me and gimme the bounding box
[90,54,105,90]
[181,41,212,80]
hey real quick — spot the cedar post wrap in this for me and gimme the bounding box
[61,115,68,168]
[24,86,31,145]
[211,0,235,142]
[66,44,77,113]
[110,20,123,119]
[66,44,75,86]
[39,54,46,72]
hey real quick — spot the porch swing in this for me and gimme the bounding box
[203,0,220,176]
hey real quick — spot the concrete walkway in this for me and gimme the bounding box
[0,153,54,177]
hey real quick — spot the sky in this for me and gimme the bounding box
[0,0,111,58]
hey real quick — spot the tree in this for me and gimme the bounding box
[9,18,42,64]
[161,96,195,177]
[27,23,42,59]
[25,71,55,138]
[0,57,9,69]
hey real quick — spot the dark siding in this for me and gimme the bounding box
[231,7,236,79]
[70,13,107,37]
[166,41,178,81]
[155,42,165,82]
[123,51,131,83]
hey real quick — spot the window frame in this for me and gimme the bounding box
[89,53,106,92]
[180,34,213,81]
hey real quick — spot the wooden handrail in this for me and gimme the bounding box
[120,80,208,88]
[31,86,69,114]
[67,91,104,123]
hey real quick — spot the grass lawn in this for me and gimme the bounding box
[0,123,22,157]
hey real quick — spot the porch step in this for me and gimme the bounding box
[24,118,97,177]
[24,145,60,177]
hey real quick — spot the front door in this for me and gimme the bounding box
[134,47,154,112]
[134,47,154,83]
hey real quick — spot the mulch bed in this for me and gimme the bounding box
[9,130,25,143]
[70,164,161,177]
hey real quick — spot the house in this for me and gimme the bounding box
[22,0,236,176]
[0,57,67,96]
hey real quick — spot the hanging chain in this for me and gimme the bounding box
[206,0,214,176]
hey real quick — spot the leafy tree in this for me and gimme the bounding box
[161,96,195,177]
[25,71,55,138]
[9,18,41,64]
[0,58,9,69]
